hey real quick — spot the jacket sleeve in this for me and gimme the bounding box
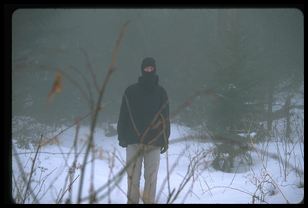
[117,92,129,147]
[161,88,171,142]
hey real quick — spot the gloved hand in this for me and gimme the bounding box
[119,140,127,148]
[160,143,168,154]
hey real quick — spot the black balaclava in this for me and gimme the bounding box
[141,57,156,76]
[139,57,158,91]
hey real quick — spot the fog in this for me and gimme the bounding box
[12,8,303,127]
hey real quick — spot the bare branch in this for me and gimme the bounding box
[69,65,95,111]
[80,47,100,93]
[57,175,80,204]
[77,20,130,203]
[22,135,43,204]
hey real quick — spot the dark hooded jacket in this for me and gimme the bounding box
[117,74,170,148]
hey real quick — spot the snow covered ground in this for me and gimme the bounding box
[12,118,304,204]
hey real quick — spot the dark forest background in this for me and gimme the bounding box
[12,9,303,134]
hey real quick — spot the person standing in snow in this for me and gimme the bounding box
[117,57,170,204]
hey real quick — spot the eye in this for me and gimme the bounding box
[144,66,154,72]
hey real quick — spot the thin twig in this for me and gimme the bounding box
[13,152,86,156]
[69,65,95,111]
[206,186,264,203]
[77,20,130,203]
[35,167,58,202]
[156,148,186,202]
[57,175,80,204]
[43,111,91,143]
[22,135,43,204]
[12,172,23,203]
[80,47,100,93]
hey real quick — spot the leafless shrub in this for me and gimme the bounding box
[12,17,304,204]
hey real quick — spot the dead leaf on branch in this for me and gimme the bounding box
[48,70,63,103]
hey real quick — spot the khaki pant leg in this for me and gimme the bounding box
[143,145,160,204]
[126,144,143,204]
